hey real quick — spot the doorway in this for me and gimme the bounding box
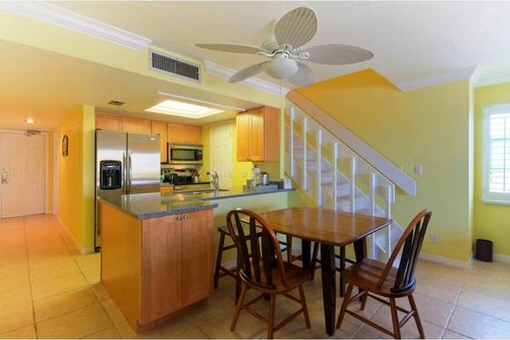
[0,131,46,218]
[210,121,233,189]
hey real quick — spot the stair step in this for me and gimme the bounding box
[322,183,351,197]
[337,196,370,212]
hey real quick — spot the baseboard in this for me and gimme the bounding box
[55,216,95,255]
[419,252,472,269]
[493,253,510,264]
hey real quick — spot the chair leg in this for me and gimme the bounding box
[310,242,319,280]
[336,283,354,329]
[389,297,401,339]
[231,283,248,331]
[286,235,293,262]
[268,293,276,339]
[339,246,345,297]
[408,294,425,339]
[360,290,368,310]
[298,285,311,328]
[214,231,227,289]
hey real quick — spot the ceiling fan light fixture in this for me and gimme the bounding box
[264,57,298,79]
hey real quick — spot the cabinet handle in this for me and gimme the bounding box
[183,214,188,220]
[176,215,182,221]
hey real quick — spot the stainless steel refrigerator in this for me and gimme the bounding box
[95,130,161,250]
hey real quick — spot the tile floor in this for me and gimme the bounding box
[1,214,510,339]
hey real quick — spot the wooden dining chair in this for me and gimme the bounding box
[336,209,432,339]
[226,208,311,339]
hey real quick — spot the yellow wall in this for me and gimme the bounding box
[58,108,85,249]
[474,83,510,257]
[294,69,473,262]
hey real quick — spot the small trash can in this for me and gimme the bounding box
[475,239,493,262]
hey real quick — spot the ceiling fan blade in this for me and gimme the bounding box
[229,62,268,83]
[275,7,317,49]
[195,43,267,55]
[303,44,374,65]
[287,62,314,87]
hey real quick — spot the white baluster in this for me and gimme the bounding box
[317,128,322,206]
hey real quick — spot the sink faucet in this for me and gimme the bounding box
[207,169,219,190]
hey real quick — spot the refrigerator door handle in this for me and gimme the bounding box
[123,152,128,193]
[128,152,133,193]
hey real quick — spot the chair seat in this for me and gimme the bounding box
[243,261,311,294]
[343,259,416,298]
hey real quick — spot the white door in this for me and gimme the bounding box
[210,122,233,189]
[1,133,45,218]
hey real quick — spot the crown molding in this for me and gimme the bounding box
[0,1,152,51]
[204,60,289,96]
[395,66,477,91]
[473,69,510,88]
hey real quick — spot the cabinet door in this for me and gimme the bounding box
[185,125,202,144]
[141,216,182,323]
[123,117,151,134]
[236,113,252,161]
[262,106,280,162]
[96,114,123,131]
[249,109,265,162]
[181,210,214,306]
[151,121,168,163]
[167,123,186,143]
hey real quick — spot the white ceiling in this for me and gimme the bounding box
[2,1,510,131]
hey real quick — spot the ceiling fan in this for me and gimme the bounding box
[196,7,373,87]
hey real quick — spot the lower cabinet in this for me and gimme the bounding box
[100,202,214,331]
[140,210,214,324]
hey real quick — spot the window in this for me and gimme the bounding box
[483,104,510,204]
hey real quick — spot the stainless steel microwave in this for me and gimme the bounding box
[167,143,203,164]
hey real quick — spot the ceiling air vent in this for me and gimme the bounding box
[149,50,200,82]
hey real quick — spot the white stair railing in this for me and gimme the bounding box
[285,102,402,260]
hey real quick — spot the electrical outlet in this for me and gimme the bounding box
[241,170,247,178]
[430,233,438,244]
[414,164,423,175]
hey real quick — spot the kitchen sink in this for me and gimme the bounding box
[177,188,229,195]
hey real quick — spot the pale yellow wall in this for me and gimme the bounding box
[474,83,510,257]
[295,69,473,262]
[58,108,85,249]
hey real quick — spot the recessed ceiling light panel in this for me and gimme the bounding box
[145,99,223,119]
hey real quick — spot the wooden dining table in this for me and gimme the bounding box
[259,206,392,336]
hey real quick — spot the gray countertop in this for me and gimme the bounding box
[100,186,292,219]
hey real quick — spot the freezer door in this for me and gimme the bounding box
[127,133,161,194]
[96,130,127,197]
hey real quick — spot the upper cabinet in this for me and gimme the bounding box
[167,123,202,144]
[96,113,151,134]
[96,113,203,163]
[236,106,279,162]
[151,121,168,163]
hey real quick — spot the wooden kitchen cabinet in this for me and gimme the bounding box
[101,202,214,331]
[122,117,151,134]
[167,123,202,144]
[151,121,168,163]
[96,113,123,131]
[236,106,279,162]
[95,113,151,135]
[141,209,213,325]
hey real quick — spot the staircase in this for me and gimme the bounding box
[284,95,417,260]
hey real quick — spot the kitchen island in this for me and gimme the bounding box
[99,187,292,332]
[99,193,217,332]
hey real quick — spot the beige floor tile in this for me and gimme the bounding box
[114,321,139,338]
[195,306,266,339]
[394,292,455,328]
[173,325,211,338]
[0,325,36,339]
[457,287,510,322]
[31,272,89,300]
[0,284,32,306]
[36,303,113,338]
[101,298,127,325]
[0,302,34,334]
[448,306,510,339]
[83,325,122,339]
[90,282,112,302]
[442,329,473,339]
[33,287,98,322]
